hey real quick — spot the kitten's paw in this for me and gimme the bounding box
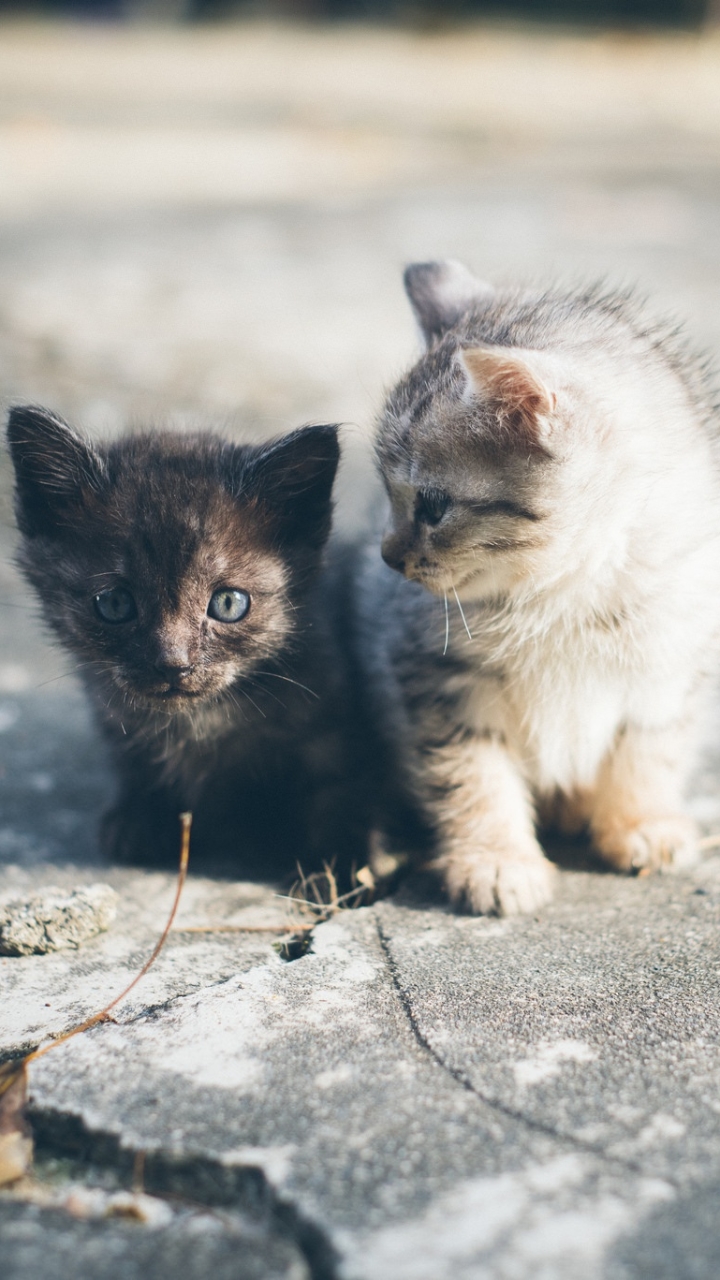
[439,847,556,916]
[593,814,698,875]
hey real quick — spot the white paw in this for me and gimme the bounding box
[440,847,557,916]
[594,814,698,874]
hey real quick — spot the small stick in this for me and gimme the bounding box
[174,923,313,934]
[0,814,193,1188]
[324,862,339,909]
[132,1150,146,1194]
[25,812,192,1068]
[274,884,366,915]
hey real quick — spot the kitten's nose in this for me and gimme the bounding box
[381,535,407,575]
[155,661,195,682]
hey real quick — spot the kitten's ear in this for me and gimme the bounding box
[241,424,340,549]
[7,405,105,537]
[457,347,557,449]
[404,260,494,345]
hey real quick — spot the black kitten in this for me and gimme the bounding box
[8,407,367,878]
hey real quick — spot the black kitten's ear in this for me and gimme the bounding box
[6,405,105,537]
[242,424,340,549]
[404,260,494,346]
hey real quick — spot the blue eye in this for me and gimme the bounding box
[94,587,136,624]
[208,588,250,623]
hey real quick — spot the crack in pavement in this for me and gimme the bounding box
[114,973,246,1027]
[374,912,677,1186]
[4,954,338,1278]
[1,972,250,1059]
[26,1107,341,1280]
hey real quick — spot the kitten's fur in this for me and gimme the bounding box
[355,261,720,915]
[8,408,367,877]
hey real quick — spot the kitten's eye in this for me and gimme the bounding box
[93,587,137,625]
[415,487,452,526]
[208,588,250,623]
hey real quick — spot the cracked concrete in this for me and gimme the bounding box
[3,18,720,1279]
[12,889,720,1279]
[0,1198,312,1280]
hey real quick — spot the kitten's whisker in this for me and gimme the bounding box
[33,659,99,690]
[244,677,287,712]
[443,592,450,657]
[254,671,319,700]
[235,685,267,720]
[32,672,76,690]
[452,585,473,641]
[279,590,301,616]
[224,687,251,726]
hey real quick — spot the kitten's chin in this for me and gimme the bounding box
[416,563,523,601]
[151,689,207,705]
[401,564,485,597]
[127,681,235,713]
[397,566,455,595]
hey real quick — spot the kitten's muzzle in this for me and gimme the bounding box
[381,532,445,589]
[381,532,407,575]
[154,661,195,683]
[151,661,200,697]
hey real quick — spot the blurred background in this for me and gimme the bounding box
[0,5,719,532]
[1,4,720,855]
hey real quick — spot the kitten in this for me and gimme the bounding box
[355,261,720,915]
[8,407,367,878]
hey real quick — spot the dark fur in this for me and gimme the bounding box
[8,407,370,879]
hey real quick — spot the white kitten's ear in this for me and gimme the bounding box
[7,405,105,537]
[403,260,494,345]
[457,347,557,448]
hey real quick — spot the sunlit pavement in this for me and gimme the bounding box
[3,20,720,1279]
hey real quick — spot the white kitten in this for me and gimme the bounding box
[357,263,720,915]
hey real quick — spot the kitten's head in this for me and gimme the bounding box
[7,408,339,713]
[377,262,598,600]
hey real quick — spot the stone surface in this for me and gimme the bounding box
[3,18,720,1280]
[0,1199,310,1280]
[0,883,119,955]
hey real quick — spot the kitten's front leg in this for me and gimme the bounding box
[590,721,698,874]
[421,735,556,915]
[100,787,184,866]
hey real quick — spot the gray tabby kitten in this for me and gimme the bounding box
[355,261,720,915]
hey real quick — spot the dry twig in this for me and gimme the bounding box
[0,812,192,1187]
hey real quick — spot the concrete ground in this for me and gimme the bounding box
[3,18,720,1278]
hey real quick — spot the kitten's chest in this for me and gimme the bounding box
[463,620,629,792]
[131,693,293,794]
